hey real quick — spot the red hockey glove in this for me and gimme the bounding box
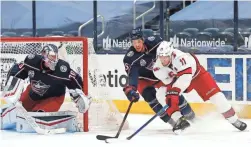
[165,87,181,116]
[123,85,140,102]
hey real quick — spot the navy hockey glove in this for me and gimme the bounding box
[123,85,140,102]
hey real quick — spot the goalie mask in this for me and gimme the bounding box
[41,44,59,71]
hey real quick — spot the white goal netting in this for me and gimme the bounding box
[0,37,129,132]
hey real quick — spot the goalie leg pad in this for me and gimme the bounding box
[142,86,172,123]
[16,111,81,133]
[1,103,17,130]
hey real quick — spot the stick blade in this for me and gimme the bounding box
[47,128,66,135]
[37,128,66,135]
[105,138,128,144]
[96,135,116,140]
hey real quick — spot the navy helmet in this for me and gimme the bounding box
[130,29,143,40]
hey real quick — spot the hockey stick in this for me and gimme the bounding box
[96,101,134,140]
[105,104,169,142]
[126,104,169,140]
[15,101,66,135]
[105,104,169,143]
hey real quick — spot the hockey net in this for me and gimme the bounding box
[0,37,129,132]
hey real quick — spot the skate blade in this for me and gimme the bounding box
[173,129,182,135]
[173,125,191,135]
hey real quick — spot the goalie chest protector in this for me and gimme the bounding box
[22,54,72,100]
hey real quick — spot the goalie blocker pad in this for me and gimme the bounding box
[16,111,81,133]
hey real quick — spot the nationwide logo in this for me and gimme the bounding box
[244,34,251,48]
[170,35,226,48]
[103,36,131,50]
[89,69,128,87]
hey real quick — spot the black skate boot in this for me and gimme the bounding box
[231,119,247,131]
[172,116,190,134]
[184,111,196,121]
[179,95,196,121]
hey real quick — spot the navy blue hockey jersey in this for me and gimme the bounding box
[123,36,162,88]
[7,54,83,101]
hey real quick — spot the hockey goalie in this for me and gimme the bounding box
[0,44,92,133]
[153,41,247,134]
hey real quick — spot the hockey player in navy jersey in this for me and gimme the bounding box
[123,29,195,127]
[1,44,92,132]
[5,44,91,113]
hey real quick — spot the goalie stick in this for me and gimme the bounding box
[15,101,66,135]
[105,104,169,143]
[96,101,134,141]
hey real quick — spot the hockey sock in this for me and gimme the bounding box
[209,92,238,123]
[142,86,175,126]
[179,95,195,120]
[147,98,174,124]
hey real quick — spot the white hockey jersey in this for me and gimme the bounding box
[153,49,200,94]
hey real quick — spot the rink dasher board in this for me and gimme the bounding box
[1,54,251,118]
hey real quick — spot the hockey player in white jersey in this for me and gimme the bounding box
[153,41,247,134]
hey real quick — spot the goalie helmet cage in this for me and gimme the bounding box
[0,37,129,132]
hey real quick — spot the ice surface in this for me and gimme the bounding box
[1,113,251,147]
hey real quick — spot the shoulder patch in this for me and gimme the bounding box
[27,54,35,59]
[140,59,146,66]
[60,65,68,72]
[147,36,155,41]
[28,70,35,78]
[127,51,134,57]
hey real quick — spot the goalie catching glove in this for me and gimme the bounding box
[69,89,92,113]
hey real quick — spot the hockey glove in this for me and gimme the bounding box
[165,87,181,116]
[69,89,92,113]
[123,85,140,102]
